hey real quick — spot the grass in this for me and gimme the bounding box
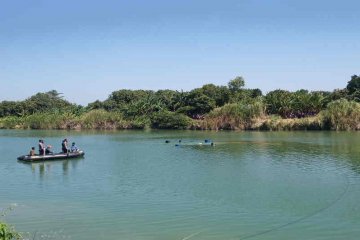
[199,101,266,130]
[0,100,359,131]
[321,99,360,130]
[1,205,22,240]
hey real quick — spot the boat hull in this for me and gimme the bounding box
[17,151,85,162]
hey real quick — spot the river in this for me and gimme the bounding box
[1,130,360,239]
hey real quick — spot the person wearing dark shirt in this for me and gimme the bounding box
[45,144,53,155]
[62,138,69,153]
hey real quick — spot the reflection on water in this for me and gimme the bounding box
[21,158,83,179]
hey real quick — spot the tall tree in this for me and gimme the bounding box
[182,89,216,118]
[228,76,245,93]
[24,90,72,114]
[201,84,230,107]
[347,75,360,94]
[265,90,292,118]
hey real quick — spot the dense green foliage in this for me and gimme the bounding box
[202,99,265,130]
[228,76,245,93]
[0,75,359,130]
[346,75,360,102]
[1,207,22,240]
[347,75,360,94]
[265,89,325,118]
[322,99,360,130]
[151,111,191,129]
[0,222,21,240]
[0,90,79,118]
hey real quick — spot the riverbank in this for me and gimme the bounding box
[1,104,359,131]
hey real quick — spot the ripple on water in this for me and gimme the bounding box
[1,130,360,240]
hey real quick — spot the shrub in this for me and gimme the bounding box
[0,117,23,129]
[259,117,322,131]
[151,111,191,129]
[0,222,22,240]
[321,99,360,130]
[127,117,149,129]
[79,109,125,130]
[203,100,266,130]
[1,206,22,240]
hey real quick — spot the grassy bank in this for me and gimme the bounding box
[0,110,140,130]
[1,99,359,131]
[193,99,359,131]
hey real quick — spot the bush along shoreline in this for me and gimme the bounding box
[1,76,359,131]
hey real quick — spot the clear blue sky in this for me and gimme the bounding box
[1,0,359,105]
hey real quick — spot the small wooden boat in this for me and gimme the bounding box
[17,151,85,162]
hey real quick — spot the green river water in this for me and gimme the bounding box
[0,130,360,240]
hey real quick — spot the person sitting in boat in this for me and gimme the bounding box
[62,138,69,153]
[45,145,53,155]
[30,147,36,156]
[70,142,79,152]
[38,140,45,155]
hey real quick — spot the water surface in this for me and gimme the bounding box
[1,130,360,239]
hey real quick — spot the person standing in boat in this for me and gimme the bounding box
[62,138,69,153]
[38,139,45,155]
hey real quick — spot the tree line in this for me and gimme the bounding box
[0,75,359,130]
